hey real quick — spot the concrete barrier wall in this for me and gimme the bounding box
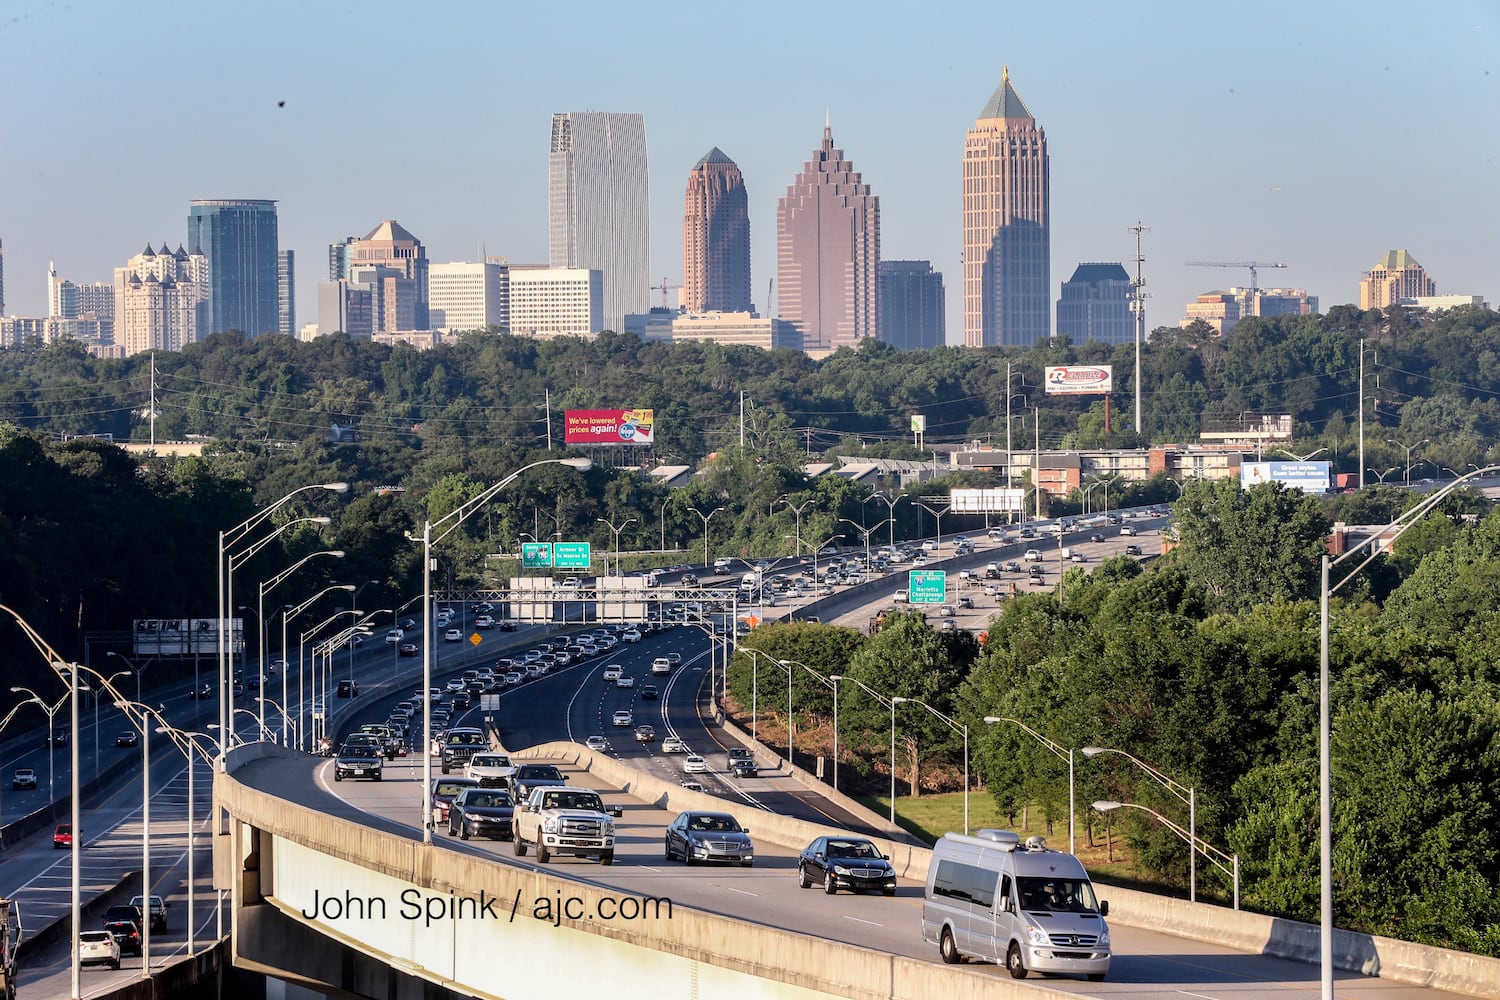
[513,741,1500,1000]
[215,755,1078,1000]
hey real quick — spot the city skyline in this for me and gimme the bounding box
[1,2,1494,346]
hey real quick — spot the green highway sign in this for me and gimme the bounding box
[521,542,553,569]
[553,541,592,569]
[909,570,947,604]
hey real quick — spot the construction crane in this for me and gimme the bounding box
[650,277,683,310]
[1186,260,1287,294]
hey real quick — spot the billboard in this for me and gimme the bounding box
[1240,461,1332,492]
[950,488,1027,513]
[132,618,240,657]
[564,409,655,446]
[1044,365,1113,395]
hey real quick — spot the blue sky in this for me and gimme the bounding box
[3,1,1495,343]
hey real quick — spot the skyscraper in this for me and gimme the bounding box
[878,261,945,350]
[549,112,650,334]
[187,199,280,337]
[429,261,509,333]
[1360,250,1435,309]
[1057,263,1132,344]
[278,250,296,336]
[683,148,751,313]
[963,67,1050,347]
[776,122,880,355]
[340,221,429,329]
[113,243,209,354]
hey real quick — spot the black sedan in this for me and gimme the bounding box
[399,642,419,657]
[664,811,754,866]
[333,743,383,782]
[114,731,139,748]
[447,788,514,841]
[797,835,897,895]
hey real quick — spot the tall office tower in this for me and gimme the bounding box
[878,261,945,350]
[113,244,209,354]
[963,67,1050,347]
[1360,250,1435,309]
[429,261,509,332]
[328,237,356,280]
[0,238,5,315]
[776,122,880,355]
[317,279,374,337]
[186,199,280,336]
[1057,263,1132,344]
[278,250,296,335]
[342,221,429,329]
[682,148,751,313]
[549,111,650,334]
[48,262,80,318]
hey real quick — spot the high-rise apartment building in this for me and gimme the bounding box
[186,199,280,337]
[0,238,6,315]
[340,221,429,329]
[328,237,356,280]
[48,261,79,318]
[549,112,650,334]
[429,261,509,333]
[1057,263,1132,344]
[113,243,209,354]
[48,262,113,322]
[1360,250,1435,309]
[776,123,880,355]
[77,281,113,319]
[683,148,751,313]
[878,261,945,350]
[508,266,603,339]
[278,250,296,336]
[963,67,1050,347]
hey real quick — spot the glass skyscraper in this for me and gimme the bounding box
[187,199,280,337]
[549,112,649,335]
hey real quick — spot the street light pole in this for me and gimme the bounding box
[10,687,67,802]
[597,516,638,577]
[833,675,896,825]
[864,491,904,550]
[897,697,969,835]
[1083,744,1196,900]
[686,505,726,570]
[984,716,1075,853]
[1093,800,1238,909]
[776,496,816,557]
[1386,437,1430,486]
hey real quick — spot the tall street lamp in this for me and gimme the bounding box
[911,499,952,549]
[1093,800,1239,909]
[776,495,816,557]
[151,720,212,955]
[218,482,347,760]
[897,697,970,835]
[984,716,1075,853]
[258,549,345,728]
[686,505,726,570]
[597,516,638,577]
[90,661,132,779]
[1366,466,1399,486]
[111,697,159,970]
[831,675,896,824]
[776,658,835,774]
[864,491,905,549]
[282,584,356,747]
[1083,744,1196,899]
[411,455,591,845]
[839,517,892,574]
[1316,463,1500,999]
[10,687,67,801]
[1386,437,1429,486]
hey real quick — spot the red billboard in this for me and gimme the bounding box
[563,409,655,446]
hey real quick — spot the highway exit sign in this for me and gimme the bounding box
[553,541,592,569]
[909,570,947,604]
[521,542,553,568]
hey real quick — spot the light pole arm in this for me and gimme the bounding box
[259,549,345,597]
[428,458,590,548]
[991,715,1070,766]
[228,516,334,572]
[1095,800,1236,878]
[222,482,348,551]
[1083,745,1191,807]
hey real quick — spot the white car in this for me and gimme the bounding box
[444,628,462,642]
[585,735,609,751]
[602,664,623,682]
[612,710,633,727]
[1023,549,1043,562]
[621,628,642,643]
[466,752,515,787]
[385,628,404,644]
[616,675,635,688]
[683,754,708,773]
[662,737,688,753]
[1120,525,1137,536]
[473,615,495,629]
[651,657,672,674]
[560,577,582,588]
[78,929,121,969]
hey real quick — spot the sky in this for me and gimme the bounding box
[2,1,1496,345]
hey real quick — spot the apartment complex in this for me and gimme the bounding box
[113,243,209,354]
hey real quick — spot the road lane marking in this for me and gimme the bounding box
[724,886,758,897]
[841,914,883,927]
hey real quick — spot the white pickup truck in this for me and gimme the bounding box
[512,785,622,865]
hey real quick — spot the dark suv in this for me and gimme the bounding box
[102,905,143,955]
[440,727,487,774]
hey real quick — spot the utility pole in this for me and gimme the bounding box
[1033,408,1042,521]
[1129,222,1150,439]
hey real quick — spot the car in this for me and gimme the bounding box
[1023,549,1043,562]
[466,752,515,788]
[12,767,37,791]
[190,683,214,699]
[634,725,657,743]
[385,628,404,644]
[621,628,642,643]
[447,787,515,841]
[398,618,417,631]
[101,908,142,956]
[510,763,569,802]
[399,642,419,657]
[130,894,168,932]
[957,595,975,609]
[559,576,582,589]
[662,737,688,753]
[49,728,70,747]
[680,573,699,586]
[938,604,956,617]
[893,589,909,603]
[440,727,487,774]
[334,741,383,781]
[473,615,495,629]
[1070,552,1087,563]
[666,652,683,666]
[601,664,623,682]
[1120,525,1137,536]
[53,823,74,849]
[639,684,659,701]
[429,775,481,826]
[470,601,492,614]
[612,710,634,727]
[730,759,759,778]
[1090,533,1106,543]
[663,810,754,866]
[682,754,708,773]
[1003,561,1023,573]
[584,735,610,751]
[616,675,635,689]
[797,835,897,895]
[679,780,705,793]
[78,928,121,969]
[1125,544,1143,556]
[444,628,463,642]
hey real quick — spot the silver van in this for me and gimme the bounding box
[922,830,1110,981]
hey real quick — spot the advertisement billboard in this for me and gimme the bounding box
[950,488,1027,514]
[1240,461,1332,493]
[1044,365,1113,395]
[563,409,655,446]
[132,618,240,657]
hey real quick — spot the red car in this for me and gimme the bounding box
[53,823,74,849]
